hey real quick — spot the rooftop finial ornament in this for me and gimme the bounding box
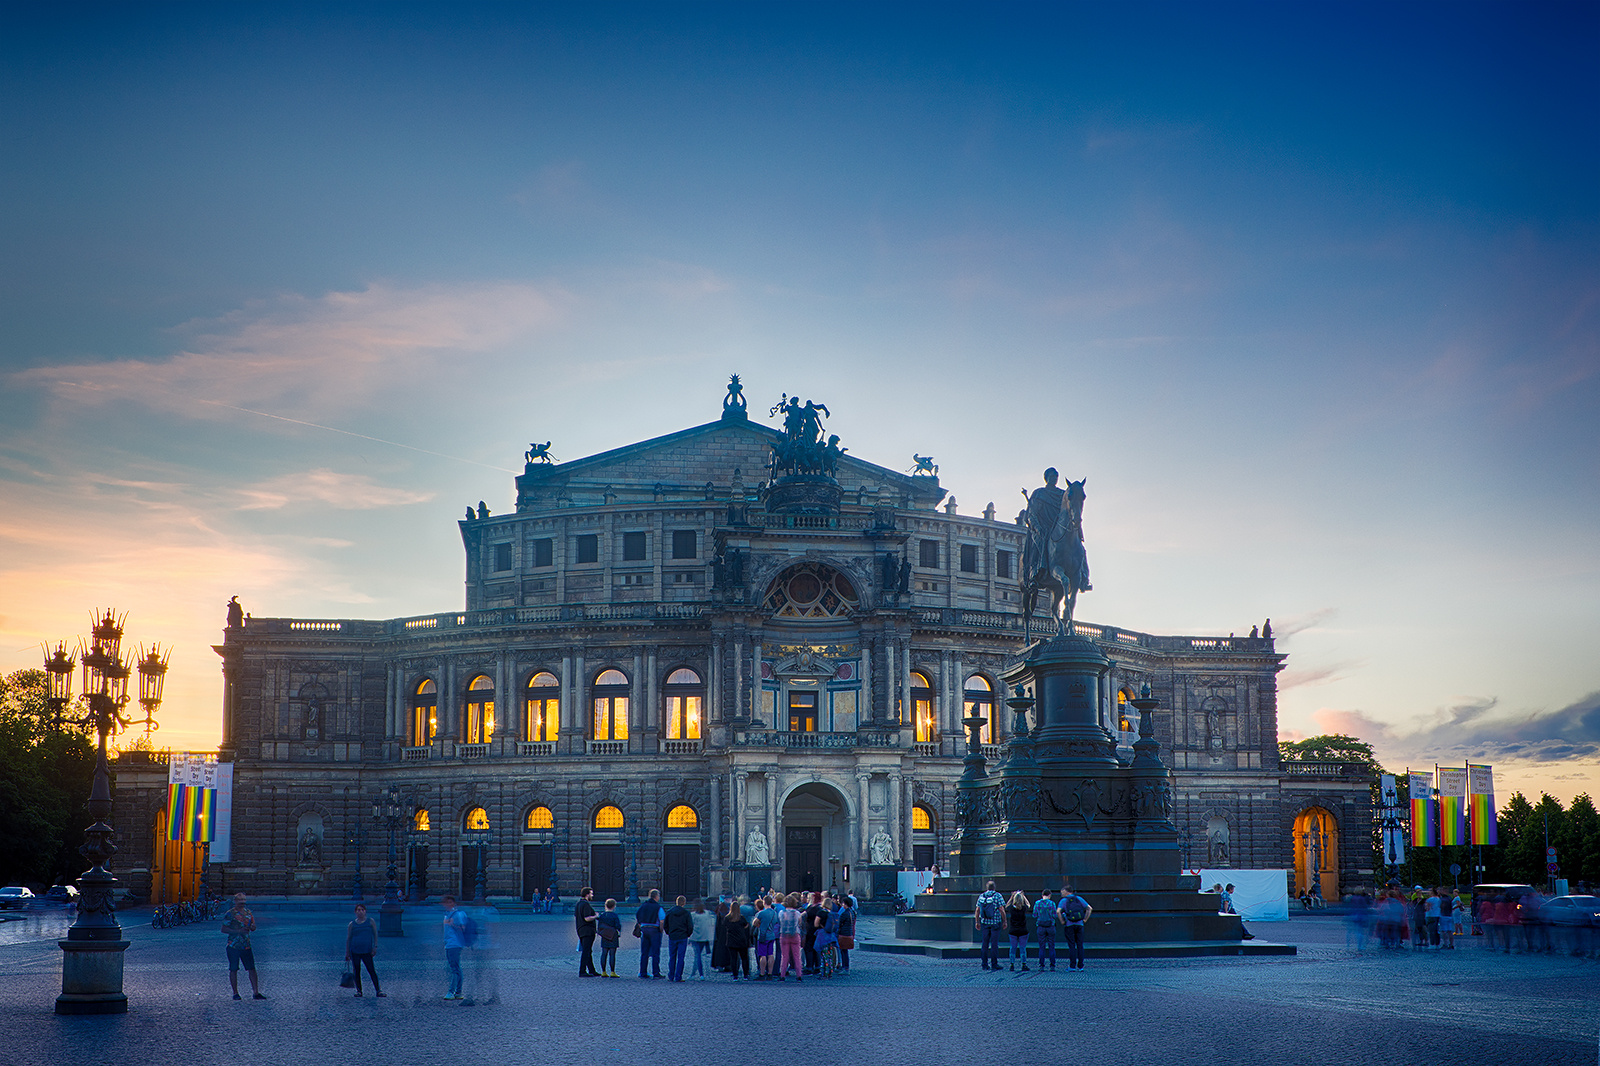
[1020,467,1091,643]
[721,374,748,421]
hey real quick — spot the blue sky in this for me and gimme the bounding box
[2,2,1596,801]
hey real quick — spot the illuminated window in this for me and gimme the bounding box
[666,805,698,829]
[525,672,559,743]
[526,806,554,831]
[964,674,995,744]
[594,805,624,829]
[912,805,932,832]
[592,670,630,741]
[464,675,495,744]
[464,807,490,831]
[410,679,438,747]
[413,809,431,832]
[788,689,818,733]
[1117,691,1134,733]
[664,668,703,741]
[911,671,936,742]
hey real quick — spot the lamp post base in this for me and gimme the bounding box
[56,937,129,1015]
[379,902,404,937]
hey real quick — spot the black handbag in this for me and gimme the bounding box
[340,964,356,988]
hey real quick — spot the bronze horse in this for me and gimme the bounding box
[1022,478,1090,643]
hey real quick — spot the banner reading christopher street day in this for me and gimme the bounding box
[1407,771,1436,847]
[1436,767,1468,846]
[1468,763,1497,846]
[166,753,234,862]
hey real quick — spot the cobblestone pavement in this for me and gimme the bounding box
[1,907,1593,1066]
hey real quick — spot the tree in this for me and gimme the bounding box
[1564,794,1600,886]
[0,669,96,887]
[1278,734,1386,774]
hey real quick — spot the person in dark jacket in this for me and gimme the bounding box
[573,887,600,977]
[344,903,384,996]
[636,889,665,979]
[1005,891,1032,971]
[724,908,753,979]
[711,898,729,972]
[664,895,694,981]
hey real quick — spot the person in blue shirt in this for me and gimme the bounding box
[441,895,467,999]
[1058,883,1093,971]
[1032,890,1059,971]
[635,889,665,979]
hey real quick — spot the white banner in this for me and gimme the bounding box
[211,761,234,864]
[1195,869,1290,921]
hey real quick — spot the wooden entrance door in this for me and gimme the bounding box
[662,844,699,901]
[523,843,553,901]
[590,843,625,901]
[785,826,822,893]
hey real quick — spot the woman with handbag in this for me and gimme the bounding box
[835,895,856,973]
[344,903,384,997]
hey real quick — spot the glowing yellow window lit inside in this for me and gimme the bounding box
[413,809,431,832]
[911,671,935,742]
[666,805,698,829]
[526,806,554,830]
[593,670,629,740]
[1118,691,1133,733]
[912,805,931,831]
[465,675,495,744]
[464,807,490,831]
[411,678,438,746]
[665,668,703,741]
[594,805,624,829]
[526,672,559,742]
[964,674,994,744]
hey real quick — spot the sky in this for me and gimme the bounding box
[2,2,1596,804]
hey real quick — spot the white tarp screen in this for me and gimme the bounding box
[1194,868,1290,921]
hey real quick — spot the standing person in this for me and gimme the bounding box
[441,895,467,1000]
[835,892,856,974]
[753,898,778,979]
[724,905,752,980]
[573,887,600,978]
[664,895,693,982]
[1424,888,1442,949]
[1437,887,1454,950]
[597,898,622,977]
[1033,889,1059,971]
[814,899,840,978]
[711,897,730,973]
[344,903,384,997]
[636,889,665,979]
[803,892,827,974]
[690,899,716,980]
[1059,883,1093,971]
[222,892,266,1000]
[1005,891,1032,971]
[777,892,806,982]
[974,880,1005,971]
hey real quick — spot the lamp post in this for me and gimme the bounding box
[463,826,491,904]
[346,824,366,901]
[623,821,648,903]
[371,786,405,936]
[52,611,168,1015]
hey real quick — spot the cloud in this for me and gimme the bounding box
[12,281,570,424]
[1312,691,1600,766]
[238,469,435,511]
[1280,661,1357,691]
[1272,607,1338,642]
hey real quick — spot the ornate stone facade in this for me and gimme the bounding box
[111,387,1371,901]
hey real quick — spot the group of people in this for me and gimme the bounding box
[972,881,1092,971]
[1349,886,1466,951]
[573,887,859,981]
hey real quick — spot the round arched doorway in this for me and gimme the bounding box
[780,782,851,894]
[1293,807,1338,900]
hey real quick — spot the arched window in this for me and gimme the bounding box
[762,562,860,618]
[592,670,630,741]
[665,805,698,829]
[664,668,703,741]
[1117,690,1135,734]
[963,674,995,744]
[413,809,431,832]
[464,675,495,744]
[910,671,936,742]
[463,807,490,831]
[526,806,554,831]
[525,672,559,743]
[410,679,438,747]
[594,805,625,830]
[912,805,932,831]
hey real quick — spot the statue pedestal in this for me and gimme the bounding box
[732,865,775,899]
[56,935,129,1015]
[378,901,404,937]
[293,867,324,893]
[764,475,842,515]
[868,865,900,901]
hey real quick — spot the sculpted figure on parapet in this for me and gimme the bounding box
[767,394,838,479]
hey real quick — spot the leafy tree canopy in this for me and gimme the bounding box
[1279,734,1386,775]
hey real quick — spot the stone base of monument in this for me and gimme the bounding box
[763,474,842,515]
[730,865,776,899]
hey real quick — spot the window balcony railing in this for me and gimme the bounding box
[1283,760,1368,777]
[912,742,939,758]
[736,731,858,749]
[663,739,701,755]
[402,746,433,763]
[587,740,626,756]
[517,741,556,756]
[456,743,489,760]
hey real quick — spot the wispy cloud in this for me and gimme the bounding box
[237,469,435,511]
[1313,691,1600,765]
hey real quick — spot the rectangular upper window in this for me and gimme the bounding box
[919,539,940,569]
[575,534,599,564]
[671,530,697,559]
[996,550,1014,579]
[492,543,512,572]
[622,531,648,561]
[531,538,553,568]
[959,544,978,573]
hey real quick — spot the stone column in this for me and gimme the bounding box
[498,651,512,746]
[442,657,456,746]
[571,650,585,753]
[900,638,912,729]
[734,635,745,722]
[905,776,915,864]
[645,647,658,750]
[859,637,873,723]
[632,650,644,748]
[884,641,895,723]
[856,772,871,864]
[949,651,964,737]
[711,637,724,722]
[710,775,721,863]
[889,771,903,862]
[734,772,748,862]
[765,773,778,874]
[751,633,765,725]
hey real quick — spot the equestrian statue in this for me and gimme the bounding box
[1020,467,1091,643]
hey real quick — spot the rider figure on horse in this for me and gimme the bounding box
[1022,467,1091,639]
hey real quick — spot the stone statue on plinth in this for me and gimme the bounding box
[297,827,322,867]
[869,830,895,867]
[745,826,770,866]
[1020,468,1091,641]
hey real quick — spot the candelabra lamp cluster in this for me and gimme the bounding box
[47,611,169,1015]
[371,785,406,936]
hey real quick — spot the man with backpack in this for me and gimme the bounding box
[635,888,665,979]
[441,894,469,999]
[1032,889,1060,971]
[974,880,1006,971]
[1058,883,1092,971]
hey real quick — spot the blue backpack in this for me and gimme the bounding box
[459,911,478,946]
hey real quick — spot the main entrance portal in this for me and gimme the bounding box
[781,782,850,895]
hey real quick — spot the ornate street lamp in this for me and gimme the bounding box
[623,821,649,903]
[371,786,405,936]
[52,611,168,1015]
[463,825,491,904]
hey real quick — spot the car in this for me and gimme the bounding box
[0,886,35,909]
[44,885,79,905]
[1526,894,1600,927]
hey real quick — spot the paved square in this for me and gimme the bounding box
[1,906,1591,1066]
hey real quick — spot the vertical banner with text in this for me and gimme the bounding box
[1408,771,1437,847]
[1468,764,1498,845]
[166,753,216,842]
[1436,766,1468,846]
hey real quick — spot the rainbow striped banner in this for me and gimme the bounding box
[1437,766,1468,846]
[1468,763,1497,845]
[1408,771,1437,847]
[167,753,219,843]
